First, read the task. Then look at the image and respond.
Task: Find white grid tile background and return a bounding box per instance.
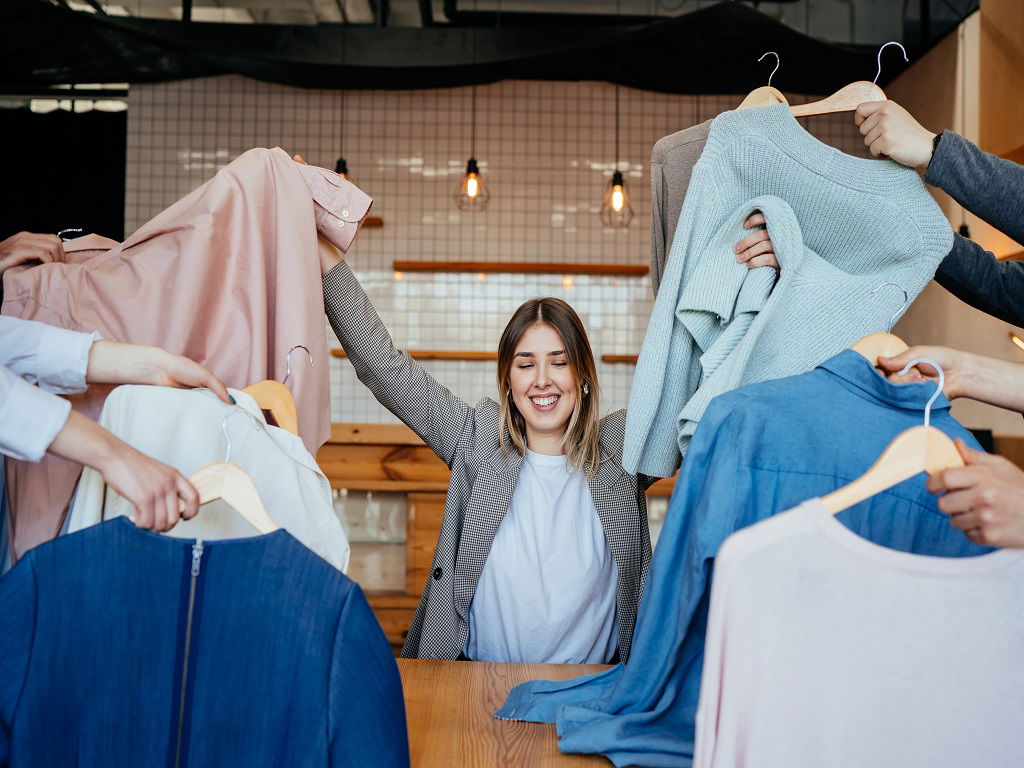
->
[125,75,869,424]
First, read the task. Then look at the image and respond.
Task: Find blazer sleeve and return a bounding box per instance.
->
[322,260,475,467]
[328,584,410,768]
[935,233,1024,328]
[0,554,38,762]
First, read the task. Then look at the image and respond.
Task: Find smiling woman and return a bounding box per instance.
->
[498,298,601,475]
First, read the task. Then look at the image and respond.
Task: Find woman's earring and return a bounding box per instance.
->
[582,382,590,396]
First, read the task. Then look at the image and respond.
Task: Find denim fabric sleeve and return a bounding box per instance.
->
[329,584,410,768]
[0,553,38,762]
[926,131,1024,245]
[935,234,1024,328]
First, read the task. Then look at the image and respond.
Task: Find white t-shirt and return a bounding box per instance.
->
[464,449,619,664]
[695,498,1024,768]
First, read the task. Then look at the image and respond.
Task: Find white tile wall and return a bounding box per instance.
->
[125,75,869,423]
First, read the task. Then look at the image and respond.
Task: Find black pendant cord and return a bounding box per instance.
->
[614,0,622,174]
[471,0,478,160]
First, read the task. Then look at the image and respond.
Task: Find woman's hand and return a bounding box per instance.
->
[48,411,200,532]
[734,212,779,270]
[86,341,231,403]
[928,439,1024,548]
[854,101,936,169]
[0,231,64,274]
[877,345,968,397]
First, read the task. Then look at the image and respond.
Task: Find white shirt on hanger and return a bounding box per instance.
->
[67,385,350,572]
[465,449,618,664]
[0,316,100,462]
[695,498,1024,768]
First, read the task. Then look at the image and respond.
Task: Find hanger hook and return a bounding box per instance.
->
[874,41,909,84]
[758,51,780,88]
[57,227,84,242]
[897,357,944,429]
[870,281,910,332]
[283,345,314,386]
[221,409,263,463]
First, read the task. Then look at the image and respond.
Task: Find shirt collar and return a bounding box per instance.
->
[817,348,952,413]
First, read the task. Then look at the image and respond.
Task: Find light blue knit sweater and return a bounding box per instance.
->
[623,105,954,478]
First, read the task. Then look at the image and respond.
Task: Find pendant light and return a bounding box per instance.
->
[455,1,489,211]
[599,0,633,228]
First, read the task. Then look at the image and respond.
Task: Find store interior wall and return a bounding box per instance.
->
[890,10,1024,437]
[123,75,872,428]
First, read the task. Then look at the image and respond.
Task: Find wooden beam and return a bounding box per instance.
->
[392,260,649,277]
[601,354,638,364]
[332,348,496,361]
[328,422,424,445]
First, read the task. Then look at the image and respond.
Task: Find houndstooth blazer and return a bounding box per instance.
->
[324,261,658,662]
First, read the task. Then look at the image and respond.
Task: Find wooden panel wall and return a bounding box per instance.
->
[980,0,1024,160]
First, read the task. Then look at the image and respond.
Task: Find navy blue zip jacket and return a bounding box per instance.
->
[0,517,409,768]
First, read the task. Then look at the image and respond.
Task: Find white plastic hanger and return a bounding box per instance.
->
[789,41,907,117]
[187,410,279,534]
[737,52,789,110]
[821,359,963,514]
[241,345,314,435]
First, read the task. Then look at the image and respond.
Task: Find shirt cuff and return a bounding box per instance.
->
[34,327,102,395]
[303,167,374,254]
[0,372,72,462]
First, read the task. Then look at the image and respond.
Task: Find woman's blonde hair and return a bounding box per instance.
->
[497,297,602,477]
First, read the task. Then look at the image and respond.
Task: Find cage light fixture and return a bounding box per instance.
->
[599,1,633,229]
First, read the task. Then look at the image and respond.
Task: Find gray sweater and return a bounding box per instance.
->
[624,105,953,478]
[928,131,1024,327]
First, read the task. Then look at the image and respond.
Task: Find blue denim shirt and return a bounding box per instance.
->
[0,517,409,768]
[498,349,992,768]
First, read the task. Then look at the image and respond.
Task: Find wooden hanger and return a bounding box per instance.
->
[188,462,279,534]
[789,42,907,117]
[241,345,313,436]
[821,358,962,514]
[185,409,279,533]
[241,380,298,434]
[737,52,790,110]
[851,332,909,366]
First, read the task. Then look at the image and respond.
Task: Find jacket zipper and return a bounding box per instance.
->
[174,540,204,768]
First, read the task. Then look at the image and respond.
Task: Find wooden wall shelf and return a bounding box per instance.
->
[332,348,496,361]
[601,354,639,364]
[392,260,649,277]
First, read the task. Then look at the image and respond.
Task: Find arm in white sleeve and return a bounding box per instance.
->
[0,316,100,394]
[0,364,72,462]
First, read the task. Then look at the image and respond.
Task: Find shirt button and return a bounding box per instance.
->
[432,567,442,580]
[342,209,350,217]
[337,220,346,229]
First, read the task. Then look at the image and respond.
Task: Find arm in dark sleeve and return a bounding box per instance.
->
[329,584,410,768]
[935,233,1024,328]
[925,131,1024,245]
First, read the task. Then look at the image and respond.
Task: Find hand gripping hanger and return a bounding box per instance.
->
[186,409,279,534]
[737,52,790,110]
[241,345,314,436]
[852,282,911,365]
[821,358,964,514]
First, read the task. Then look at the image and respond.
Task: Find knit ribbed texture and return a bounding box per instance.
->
[623,105,955,478]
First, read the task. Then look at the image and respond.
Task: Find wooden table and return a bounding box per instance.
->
[398,659,612,767]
